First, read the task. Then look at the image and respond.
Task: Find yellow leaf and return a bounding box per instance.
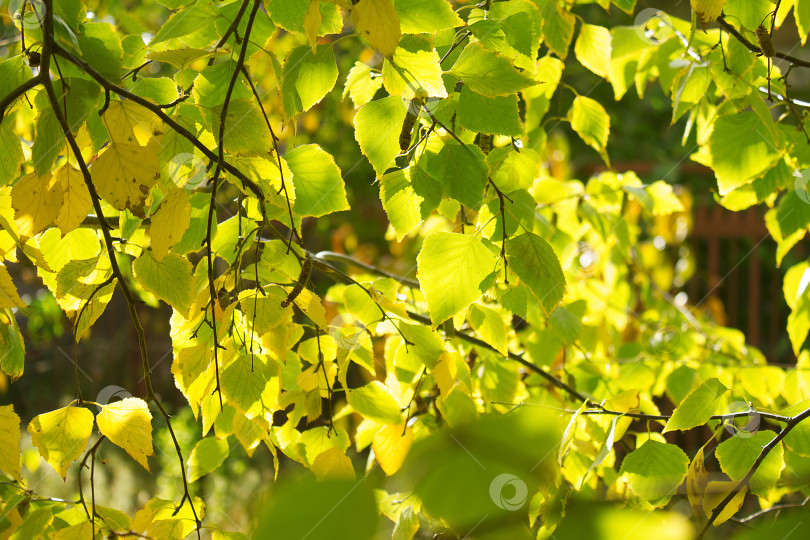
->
[97,397,154,471]
[0,264,25,308]
[149,189,191,261]
[691,0,726,24]
[433,352,457,397]
[92,139,162,217]
[702,480,746,525]
[28,405,94,479]
[12,172,63,238]
[292,287,328,329]
[103,100,162,146]
[312,446,356,480]
[687,446,708,517]
[53,165,92,235]
[372,423,413,475]
[351,0,401,58]
[304,0,323,53]
[0,404,21,481]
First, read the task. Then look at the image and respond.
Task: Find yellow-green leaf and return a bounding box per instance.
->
[347,381,402,424]
[691,0,726,24]
[575,24,611,77]
[304,0,322,52]
[132,252,194,317]
[0,404,21,481]
[312,446,356,480]
[150,189,191,261]
[372,424,413,475]
[53,165,93,235]
[12,172,63,238]
[187,436,230,483]
[0,264,26,308]
[103,100,161,146]
[417,232,497,326]
[569,96,610,164]
[92,139,162,217]
[28,405,94,479]
[97,397,154,471]
[351,0,401,58]
[701,481,746,525]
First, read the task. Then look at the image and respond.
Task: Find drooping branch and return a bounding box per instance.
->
[38,1,201,535]
[206,0,263,410]
[51,44,267,202]
[696,405,810,539]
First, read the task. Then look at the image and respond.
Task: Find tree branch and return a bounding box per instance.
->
[716,15,810,69]
[696,405,810,538]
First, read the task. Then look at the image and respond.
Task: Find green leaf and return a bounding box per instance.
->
[506,232,565,318]
[32,110,64,176]
[422,142,488,210]
[417,232,497,326]
[799,0,810,45]
[393,0,462,33]
[151,1,221,44]
[382,35,447,99]
[281,45,339,118]
[287,144,349,217]
[187,437,230,483]
[448,43,535,97]
[193,61,254,109]
[76,23,123,82]
[542,5,576,59]
[709,112,782,195]
[716,430,785,495]
[132,252,194,317]
[575,24,611,77]
[619,440,689,503]
[268,0,343,34]
[211,99,274,156]
[663,378,727,433]
[456,86,522,137]
[782,399,810,456]
[28,405,94,479]
[347,381,403,424]
[221,355,279,419]
[256,478,377,540]
[0,314,25,382]
[468,304,508,355]
[402,408,558,533]
[569,96,610,164]
[380,165,442,240]
[354,95,408,176]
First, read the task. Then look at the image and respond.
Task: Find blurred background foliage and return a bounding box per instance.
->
[2,0,810,535]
